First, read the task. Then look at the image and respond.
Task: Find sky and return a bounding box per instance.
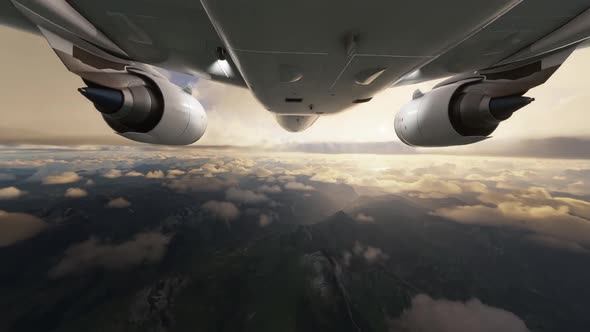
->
[0,26,589,146]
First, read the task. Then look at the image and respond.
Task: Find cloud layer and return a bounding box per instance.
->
[0,146,588,256]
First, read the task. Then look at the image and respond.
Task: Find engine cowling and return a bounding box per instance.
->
[394,81,534,147]
[79,75,207,145]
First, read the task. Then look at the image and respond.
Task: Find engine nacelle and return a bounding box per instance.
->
[395,81,534,147]
[80,75,207,145]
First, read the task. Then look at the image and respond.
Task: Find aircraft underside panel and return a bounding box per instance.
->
[200,0,528,114]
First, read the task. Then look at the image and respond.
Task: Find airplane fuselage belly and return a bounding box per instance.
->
[200,0,522,115]
[4,0,590,120]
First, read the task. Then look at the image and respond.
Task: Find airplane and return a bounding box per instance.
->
[1,0,589,147]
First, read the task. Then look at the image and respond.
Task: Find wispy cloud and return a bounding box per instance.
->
[389,294,529,332]
[48,232,171,278]
[201,200,240,221]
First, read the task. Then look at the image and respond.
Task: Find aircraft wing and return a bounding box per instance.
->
[3,0,590,146]
[395,2,590,85]
[2,0,246,88]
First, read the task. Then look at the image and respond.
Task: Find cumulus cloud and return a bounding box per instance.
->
[48,232,171,278]
[166,169,186,178]
[0,211,47,247]
[253,167,273,178]
[389,294,529,332]
[107,197,131,209]
[363,246,387,263]
[146,170,165,179]
[355,213,375,223]
[42,171,82,185]
[256,184,282,193]
[0,186,26,200]
[64,187,88,198]
[278,175,297,183]
[164,175,236,193]
[433,187,590,248]
[125,171,144,177]
[351,241,388,264]
[191,163,226,176]
[259,214,273,227]
[102,169,122,179]
[201,200,240,221]
[225,187,269,204]
[284,181,315,191]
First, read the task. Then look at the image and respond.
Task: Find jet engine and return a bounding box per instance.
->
[394,80,534,147]
[79,75,207,145]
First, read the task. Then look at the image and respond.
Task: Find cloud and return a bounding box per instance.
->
[48,232,171,278]
[125,171,144,177]
[259,214,273,227]
[566,180,589,196]
[102,169,122,179]
[146,170,165,179]
[225,187,269,204]
[0,211,47,247]
[389,294,529,332]
[191,163,226,176]
[351,241,388,264]
[85,179,95,186]
[392,175,463,198]
[433,187,590,248]
[42,171,82,185]
[554,197,590,219]
[284,181,315,191]
[256,184,282,193]
[355,213,375,223]
[107,197,131,208]
[253,167,273,178]
[363,246,388,263]
[166,169,186,178]
[64,187,88,198]
[278,175,297,183]
[164,175,236,193]
[0,186,26,200]
[280,138,590,160]
[201,200,240,221]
